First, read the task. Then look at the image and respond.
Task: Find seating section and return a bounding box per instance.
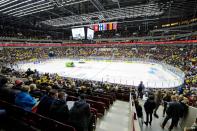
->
[0,99,76,131]
[0,81,131,131]
[0,45,196,131]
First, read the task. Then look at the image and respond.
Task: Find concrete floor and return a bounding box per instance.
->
[95,100,130,131]
[139,100,183,131]
[95,100,183,131]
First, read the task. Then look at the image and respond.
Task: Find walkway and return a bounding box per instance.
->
[139,100,183,131]
[95,100,130,131]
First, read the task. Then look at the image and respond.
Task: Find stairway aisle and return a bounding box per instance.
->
[95,100,130,131]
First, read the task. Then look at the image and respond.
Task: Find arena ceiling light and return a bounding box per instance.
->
[13,5,54,17]
[16,7,54,17]
[0,0,10,5]
[0,0,32,12]
[7,2,52,16]
[0,0,18,8]
[41,3,163,27]
[0,0,89,17]
[2,0,49,14]
[14,0,89,17]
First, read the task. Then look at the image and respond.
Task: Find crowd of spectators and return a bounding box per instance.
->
[0,65,128,131]
[134,84,191,131]
[1,45,196,89]
[0,44,196,130]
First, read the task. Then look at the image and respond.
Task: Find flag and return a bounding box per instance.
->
[94,24,99,32]
[108,23,113,30]
[103,23,107,30]
[99,23,103,31]
[113,22,117,30]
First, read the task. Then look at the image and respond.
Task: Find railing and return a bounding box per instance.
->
[129,93,141,131]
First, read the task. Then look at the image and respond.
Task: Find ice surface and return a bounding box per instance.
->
[16,58,183,88]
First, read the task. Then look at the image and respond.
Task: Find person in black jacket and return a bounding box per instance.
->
[175,96,189,127]
[154,90,162,118]
[161,95,183,131]
[36,89,58,117]
[162,92,171,117]
[138,81,145,99]
[0,75,7,88]
[135,100,143,124]
[49,92,69,123]
[144,95,156,126]
[179,96,189,118]
[69,94,91,131]
[26,68,34,77]
[135,100,143,117]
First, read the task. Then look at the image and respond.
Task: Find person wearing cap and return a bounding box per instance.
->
[15,85,37,111]
[12,80,23,90]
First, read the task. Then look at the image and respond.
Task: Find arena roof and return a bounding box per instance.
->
[0,0,196,29]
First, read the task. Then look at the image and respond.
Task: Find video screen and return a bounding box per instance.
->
[87,28,94,40]
[72,28,85,40]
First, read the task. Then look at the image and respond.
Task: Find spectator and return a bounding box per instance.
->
[0,108,7,128]
[162,92,171,117]
[179,96,189,118]
[161,95,183,131]
[144,95,156,126]
[138,81,145,99]
[12,79,23,90]
[49,92,69,122]
[0,75,8,88]
[135,100,143,125]
[26,68,34,77]
[25,77,34,85]
[178,86,184,95]
[29,84,44,99]
[15,85,37,111]
[154,90,162,118]
[36,89,58,116]
[69,94,91,131]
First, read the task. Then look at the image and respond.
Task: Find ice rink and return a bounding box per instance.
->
[16,58,183,88]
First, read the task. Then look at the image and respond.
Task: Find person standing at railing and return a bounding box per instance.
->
[138,81,145,99]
